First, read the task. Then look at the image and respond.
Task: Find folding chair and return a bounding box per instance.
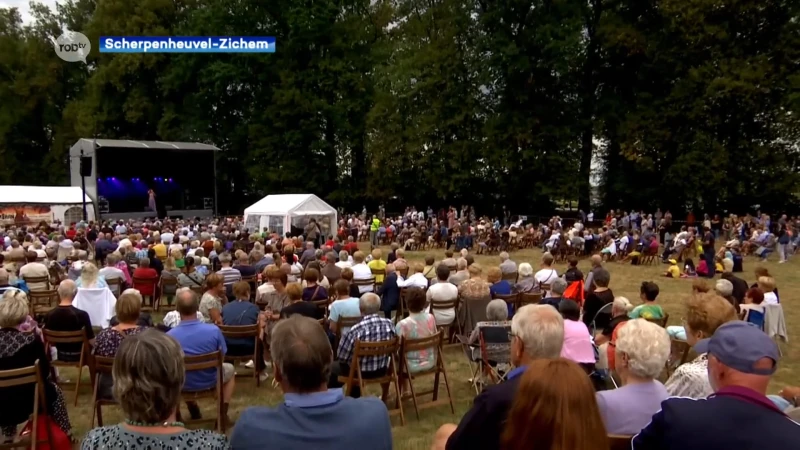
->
[609,434,633,450]
[457,324,511,395]
[105,277,123,299]
[89,355,117,427]
[132,276,159,311]
[519,292,542,308]
[337,337,405,426]
[430,297,461,344]
[241,276,258,302]
[589,302,614,336]
[218,324,261,387]
[311,297,331,320]
[666,338,693,377]
[493,293,519,316]
[181,351,225,433]
[395,288,410,325]
[0,361,54,450]
[334,316,363,350]
[27,290,58,319]
[21,275,50,292]
[158,276,179,309]
[370,268,386,291]
[353,277,376,295]
[398,332,455,420]
[42,328,89,406]
[501,271,518,283]
[645,313,670,328]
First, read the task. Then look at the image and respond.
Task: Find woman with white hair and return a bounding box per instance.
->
[594,296,633,371]
[512,263,536,293]
[76,262,108,288]
[468,299,511,366]
[0,290,73,442]
[595,319,670,435]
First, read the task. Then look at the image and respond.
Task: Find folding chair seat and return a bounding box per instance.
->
[398,332,454,420]
[42,328,89,406]
[181,351,225,433]
[0,361,55,449]
[218,324,261,387]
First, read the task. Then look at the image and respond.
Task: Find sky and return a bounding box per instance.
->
[0,0,59,24]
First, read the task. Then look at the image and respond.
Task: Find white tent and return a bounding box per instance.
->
[0,186,95,225]
[243,194,337,237]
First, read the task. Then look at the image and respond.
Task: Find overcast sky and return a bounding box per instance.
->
[0,0,59,24]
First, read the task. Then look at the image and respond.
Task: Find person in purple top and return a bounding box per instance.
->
[596,319,670,435]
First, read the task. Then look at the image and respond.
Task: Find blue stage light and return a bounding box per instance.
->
[111,177,116,181]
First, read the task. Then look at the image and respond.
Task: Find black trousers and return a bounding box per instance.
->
[328,361,386,398]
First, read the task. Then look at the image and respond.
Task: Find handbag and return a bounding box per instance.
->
[19,414,71,450]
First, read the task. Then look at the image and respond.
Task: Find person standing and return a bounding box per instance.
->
[147,189,157,214]
[702,227,716,279]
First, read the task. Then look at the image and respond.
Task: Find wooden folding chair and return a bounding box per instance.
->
[132,276,159,311]
[370,268,386,291]
[645,313,670,328]
[666,338,693,377]
[395,287,411,325]
[334,315,363,349]
[354,277,376,295]
[519,292,542,307]
[105,277,123,299]
[430,297,461,344]
[218,325,261,387]
[27,290,58,318]
[501,271,518,283]
[398,332,454,420]
[42,328,88,406]
[493,293,519,314]
[539,283,551,293]
[181,350,225,433]
[608,434,633,450]
[159,276,179,309]
[89,355,117,427]
[0,361,54,450]
[311,297,331,320]
[189,285,204,297]
[337,337,405,426]
[21,275,50,292]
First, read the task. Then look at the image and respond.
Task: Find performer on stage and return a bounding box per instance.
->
[148,189,157,213]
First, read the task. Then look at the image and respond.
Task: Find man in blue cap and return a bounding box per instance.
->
[633,321,800,449]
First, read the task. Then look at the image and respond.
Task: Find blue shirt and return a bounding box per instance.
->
[222,300,260,347]
[329,298,361,332]
[167,319,227,391]
[507,365,527,380]
[230,389,392,450]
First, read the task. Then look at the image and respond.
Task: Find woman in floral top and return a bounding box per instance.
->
[395,287,437,374]
[458,264,491,299]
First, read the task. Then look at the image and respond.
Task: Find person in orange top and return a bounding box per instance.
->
[132,257,159,296]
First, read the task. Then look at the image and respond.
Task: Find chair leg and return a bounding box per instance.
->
[406,373,420,421]
[74,363,83,407]
[97,404,104,427]
[90,375,99,427]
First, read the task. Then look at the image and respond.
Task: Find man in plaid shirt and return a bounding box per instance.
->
[330,292,396,397]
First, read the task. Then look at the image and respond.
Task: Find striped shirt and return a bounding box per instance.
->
[217,266,242,286]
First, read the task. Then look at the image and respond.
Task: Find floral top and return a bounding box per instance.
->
[459,278,491,299]
[93,327,146,357]
[395,312,437,373]
[199,293,223,323]
[664,353,712,399]
[81,425,229,450]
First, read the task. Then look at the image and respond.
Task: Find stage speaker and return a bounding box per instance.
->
[79,156,92,176]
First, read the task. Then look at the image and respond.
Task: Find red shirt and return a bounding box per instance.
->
[66,228,77,239]
[343,242,359,255]
[132,267,158,296]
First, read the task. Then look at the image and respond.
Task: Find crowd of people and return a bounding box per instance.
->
[0,209,796,449]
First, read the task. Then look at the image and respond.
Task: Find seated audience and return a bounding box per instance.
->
[302,268,328,301]
[281,282,321,320]
[322,252,342,284]
[720,258,747,305]
[422,255,437,280]
[582,268,614,330]
[43,280,94,362]
[367,249,387,284]
[596,319,670,435]
[230,316,391,449]
[351,251,374,294]
[458,264,490,299]
[634,321,800,448]
[395,287,437,374]
[341,267,361,299]
[0,290,73,442]
[512,263,536,293]
[740,287,766,323]
[329,293,395,398]
[558,299,595,366]
[177,256,205,289]
[199,273,226,325]
[501,359,608,450]
[533,252,559,295]
[82,329,228,449]
[563,256,584,282]
[539,277,567,309]
[161,257,183,294]
[131,258,158,296]
[378,264,400,319]
[77,262,108,289]
[426,265,458,326]
[432,305,564,450]
[487,267,512,298]
[664,293,736,398]
[595,296,633,371]
[108,289,154,328]
[397,262,429,289]
[329,280,362,335]
[629,281,664,319]
[757,276,778,305]
[447,258,469,286]
[168,288,236,426]
[19,251,49,291]
[302,262,330,289]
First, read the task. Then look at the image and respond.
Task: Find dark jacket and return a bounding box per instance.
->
[633,386,800,450]
[446,370,522,450]
[321,263,342,285]
[721,272,748,306]
[379,272,400,317]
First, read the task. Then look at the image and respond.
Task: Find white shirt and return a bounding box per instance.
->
[604,240,617,255]
[351,263,374,293]
[534,268,559,286]
[335,261,352,269]
[397,273,428,289]
[19,262,49,291]
[426,282,458,325]
[763,292,779,305]
[161,233,174,244]
[168,243,184,254]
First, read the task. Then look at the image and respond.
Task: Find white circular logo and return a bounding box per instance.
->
[53,30,91,63]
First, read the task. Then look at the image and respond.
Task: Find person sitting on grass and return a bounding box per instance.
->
[629,281,664,320]
[664,258,681,278]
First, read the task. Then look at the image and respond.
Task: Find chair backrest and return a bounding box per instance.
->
[400,331,442,354]
[337,315,363,331]
[218,324,259,339]
[429,296,458,311]
[352,336,399,358]
[493,293,519,307]
[539,282,551,292]
[106,277,123,297]
[42,328,87,345]
[93,355,115,375]
[480,325,511,345]
[608,434,633,450]
[353,277,376,288]
[22,275,50,290]
[28,289,58,309]
[311,298,330,316]
[645,312,669,328]
[189,285,204,296]
[133,276,158,287]
[159,276,178,288]
[0,360,41,389]
[184,350,223,373]
[501,271,518,283]
[745,309,766,330]
[370,268,386,278]
[519,291,542,306]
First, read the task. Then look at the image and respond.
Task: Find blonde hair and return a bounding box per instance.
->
[468,264,483,277]
[353,251,365,263]
[371,248,382,260]
[486,266,502,284]
[757,276,776,293]
[116,289,142,323]
[164,257,177,271]
[612,296,634,314]
[0,290,28,328]
[80,262,100,288]
[286,282,303,301]
[169,249,183,260]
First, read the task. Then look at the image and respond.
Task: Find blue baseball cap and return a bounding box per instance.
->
[695,321,779,375]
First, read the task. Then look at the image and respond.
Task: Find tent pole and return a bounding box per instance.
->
[213,153,219,217]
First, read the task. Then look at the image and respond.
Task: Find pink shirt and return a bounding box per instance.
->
[561,319,596,364]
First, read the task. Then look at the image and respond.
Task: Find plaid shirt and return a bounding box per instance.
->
[337,313,396,372]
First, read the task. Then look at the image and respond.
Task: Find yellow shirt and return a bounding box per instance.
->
[368,259,387,283]
[153,243,167,260]
[667,264,680,278]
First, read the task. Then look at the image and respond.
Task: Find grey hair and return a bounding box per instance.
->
[113,329,185,423]
[612,296,634,315]
[551,277,568,295]
[456,258,468,270]
[120,288,143,305]
[715,279,734,297]
[614,319,671,379]
[511,304,564,359]
[486,299,509,321]
[359,292,381,315]
[339,250,349,261]
[327,252,337,261]
[499,251,509,261]
[57,279,78,300]
[106,253,119,265]
[0,289,28,328]
[218,252,232,263]
[270,315,332,393]
[518,262,533,277]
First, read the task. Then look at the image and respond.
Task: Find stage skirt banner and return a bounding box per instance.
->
[0,205,54,225]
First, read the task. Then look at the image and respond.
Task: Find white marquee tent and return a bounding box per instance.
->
[0,186,95,225]
[243,194,336,236]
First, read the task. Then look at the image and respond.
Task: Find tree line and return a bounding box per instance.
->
[0,0,798,215]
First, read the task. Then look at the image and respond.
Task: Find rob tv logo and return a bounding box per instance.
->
[51,30,91,63]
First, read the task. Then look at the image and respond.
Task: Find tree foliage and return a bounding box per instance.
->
[0,0,798,214]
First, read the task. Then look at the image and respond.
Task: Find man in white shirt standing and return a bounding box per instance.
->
[350,251,374,294]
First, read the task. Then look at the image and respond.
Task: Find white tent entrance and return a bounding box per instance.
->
[243,194,336,238]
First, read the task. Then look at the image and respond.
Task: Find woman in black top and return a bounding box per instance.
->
[582,268,614,331]
[0,290,72,441]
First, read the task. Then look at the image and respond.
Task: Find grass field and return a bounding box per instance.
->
[58,244,799,448]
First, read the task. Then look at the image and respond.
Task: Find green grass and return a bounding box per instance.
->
[59,244,799,448]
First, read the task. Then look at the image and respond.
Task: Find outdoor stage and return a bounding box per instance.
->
[69,139,221,220]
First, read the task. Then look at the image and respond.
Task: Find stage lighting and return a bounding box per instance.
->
[168,178,173,182]
[154,177,158,181]
[111,177,116,181]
